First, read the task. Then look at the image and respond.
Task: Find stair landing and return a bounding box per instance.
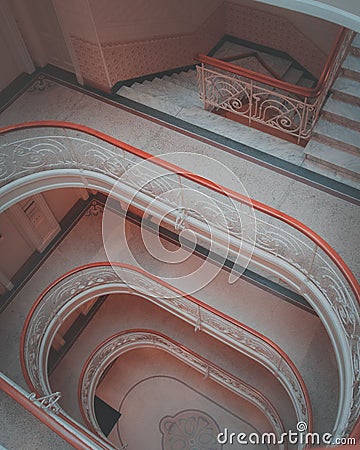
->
[116,40,360,193]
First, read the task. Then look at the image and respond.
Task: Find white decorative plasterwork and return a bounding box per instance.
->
[22,263,308,445]
[1,125,358,438]
[196,30,355,144]
[79,330,285,448]
[28,391,62,413]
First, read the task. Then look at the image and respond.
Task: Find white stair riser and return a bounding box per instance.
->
[312,132,360,156]
[305,153,360,180]
[321,111,360,132]
[332,90,360,106]
[341,68,360,82]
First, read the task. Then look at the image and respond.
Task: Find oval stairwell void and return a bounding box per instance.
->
[0,121,358,440]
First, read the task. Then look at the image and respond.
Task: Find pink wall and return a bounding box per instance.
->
[0,188,82,283]
[225,1,340,77]
[0,34,21,91]
[10,0,73,71]
[89,0,222,43]
[42,188,83,222]
[101,6,225,84]
[39,0,341,89]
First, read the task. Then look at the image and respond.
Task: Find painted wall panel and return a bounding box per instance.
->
[0,33,21,91]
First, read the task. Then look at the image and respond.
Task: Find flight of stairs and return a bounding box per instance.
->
[116,40,315,122]
[211,40,316,88]
[116,36,360,188]
[304,34,360,182]
[117,69,201,117]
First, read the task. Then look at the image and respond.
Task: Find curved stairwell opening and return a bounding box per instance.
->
[21,271,307,446]
[0,122,358,447]
[1,3,360,449]
[78,330,286,450]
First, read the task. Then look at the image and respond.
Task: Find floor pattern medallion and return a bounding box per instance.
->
[160,410,222,450]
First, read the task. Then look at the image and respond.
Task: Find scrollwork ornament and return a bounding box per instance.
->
[80,331,285,444]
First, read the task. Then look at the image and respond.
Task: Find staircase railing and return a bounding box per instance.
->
[0,372,116,450]
[0,121,359,440]
[20,262,310,447]
[196,27,355,144]
[79,329,286,448]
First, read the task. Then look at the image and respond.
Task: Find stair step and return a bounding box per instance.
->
[121,76,195,99]
[117,86,184,115]
[117,77,201,115]
[168,71,198,92]
[322,97,360,131]
[342,54,360,80]
[213,40,293,79]
[301,158,360,190]
[350,34,360,56]
[142,76,200,104]
[213,41,250,59]
[282,67,303,85]
[297,76,315,89]
[313,119,360,155]
[351,34,360,49]
[259,53,293,79]
[305,140,360,180]
[332,76,360,106]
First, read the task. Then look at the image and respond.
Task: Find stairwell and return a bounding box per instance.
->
[304,34,360,182]
[116,40,316,118]
[116,36,360,191]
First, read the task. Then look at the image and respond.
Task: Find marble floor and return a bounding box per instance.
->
[0,388,73,450]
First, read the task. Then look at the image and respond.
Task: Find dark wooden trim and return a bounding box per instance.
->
[208,35,228,57]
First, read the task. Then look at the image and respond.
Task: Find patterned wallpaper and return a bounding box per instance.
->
[102,5,225,85]
[225,2,327,77]
[71,1,332,89]
[71,36,110,89]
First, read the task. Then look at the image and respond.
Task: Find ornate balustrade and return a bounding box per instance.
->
[196,28,355,144]
[79,330,286,448]
[0,121,359,440]
[21,262,309,446]
[0,372,116,450]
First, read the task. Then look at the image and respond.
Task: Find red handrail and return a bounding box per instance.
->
[197,27,350,99]
[0,373,112,450]
[1,120,359,303]
[77,329,285,437]
[20,261,313,433]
